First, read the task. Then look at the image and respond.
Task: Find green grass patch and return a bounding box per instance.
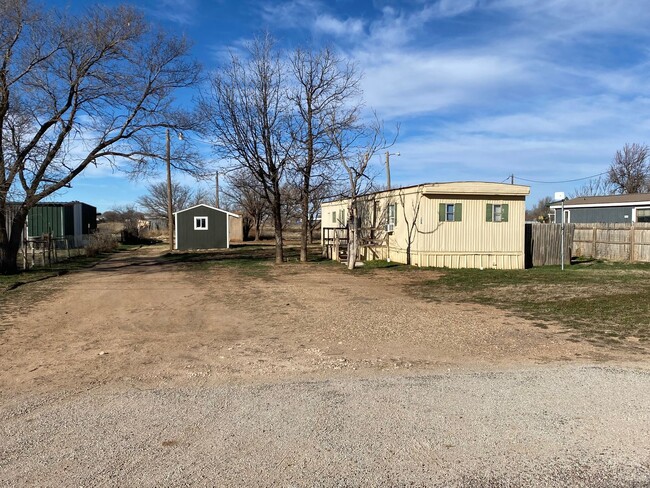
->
[415,262,650,345]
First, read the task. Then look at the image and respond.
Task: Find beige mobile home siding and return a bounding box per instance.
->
[321,184,528,269]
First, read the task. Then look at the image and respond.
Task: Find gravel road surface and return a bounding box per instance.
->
[2,364,649,487]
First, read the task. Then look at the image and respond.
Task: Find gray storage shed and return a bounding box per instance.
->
[174,204,240,251]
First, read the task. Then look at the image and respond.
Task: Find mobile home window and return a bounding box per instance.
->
[438,203,462,222]
[388,203,397,225]
[486,203,509,222]
[194,216,208,230]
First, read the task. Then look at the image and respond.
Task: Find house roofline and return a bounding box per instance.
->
[550,200,650,209]
[173,203,241,218]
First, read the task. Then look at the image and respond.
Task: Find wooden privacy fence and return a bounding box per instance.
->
[572,223,650,262]
[525,223,574,268]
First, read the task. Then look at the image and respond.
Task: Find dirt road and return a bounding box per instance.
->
[1,246,648,486]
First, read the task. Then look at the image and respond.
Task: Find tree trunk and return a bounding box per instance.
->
[299,190,309,262]
[272,189,284,264]
[254,216,262,241]
[0,212,27,275]
[273,213,284,263]
[347,200,358,270]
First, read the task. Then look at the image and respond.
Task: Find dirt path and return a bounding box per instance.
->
[2,246,649,486]
[0,245,635,401]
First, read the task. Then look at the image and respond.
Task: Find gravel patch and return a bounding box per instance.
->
[2,364,649,487]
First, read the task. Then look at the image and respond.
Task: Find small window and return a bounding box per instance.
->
[194,216,208,230]
[439,203,462,222]
[446,204,455,222]
[338,209,346,226]
[637,208,650,223]
[493,204,503,222]
[486,203,509,222]
[388,203,397,225]
[332,211,336,224]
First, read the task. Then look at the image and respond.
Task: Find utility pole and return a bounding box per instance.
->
[166,129,173,251]
[385,151,391,190]
[215,171,220,208]
[385,152,400,190]
[510,174,514,185]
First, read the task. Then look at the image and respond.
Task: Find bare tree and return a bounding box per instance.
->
[280,182,302,230]
[525,196,553,222]
[329,114,397,270]
[201,34,293,263]
[289,47,360,262]
[0,1,200,274]
[571,176,614,198]
[221,169,270,241]
[137,181,210,218]
[608,143,650,194]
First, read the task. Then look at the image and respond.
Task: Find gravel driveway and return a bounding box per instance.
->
[2,365,650,487]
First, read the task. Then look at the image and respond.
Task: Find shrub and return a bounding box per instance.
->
[86,231,118,256]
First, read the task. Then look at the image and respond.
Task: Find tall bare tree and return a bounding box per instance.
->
[0,1,200,273]
[608,143,650,194]
[137,181,210,218]
[201,34,292,263]
[289,47,360,262]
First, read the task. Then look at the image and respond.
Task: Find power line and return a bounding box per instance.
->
[512,171,608,184]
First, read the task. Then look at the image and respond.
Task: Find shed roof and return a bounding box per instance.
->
[174,204,241,218]
[550,193,650,209]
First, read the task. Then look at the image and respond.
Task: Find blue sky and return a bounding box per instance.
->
[52,0,650,211]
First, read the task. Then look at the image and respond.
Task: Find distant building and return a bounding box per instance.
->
[6,201,97,247]
[550,194,650,224]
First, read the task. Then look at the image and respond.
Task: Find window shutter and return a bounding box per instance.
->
[502,204,509,222]
[439,203,446,222]
[454,203,462,221]
[486,203,493,222]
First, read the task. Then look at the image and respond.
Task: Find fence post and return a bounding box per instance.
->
[592,227,597,259]
[22,239,27,270]
[630,225,635,263]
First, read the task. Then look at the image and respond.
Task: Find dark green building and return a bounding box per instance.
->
[174,204,240,251]
[27,201,97,246]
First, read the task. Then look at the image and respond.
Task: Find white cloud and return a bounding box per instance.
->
[145,0,199,25]
[313,15,365,39]
[435,0,480,18]
[358,51,528,118]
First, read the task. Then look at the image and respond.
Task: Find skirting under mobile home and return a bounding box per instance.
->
[321,182,530,269]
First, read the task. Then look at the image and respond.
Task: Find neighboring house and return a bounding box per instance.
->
[6,201,97,247]
[550,193,650,224]
[321,181,530,269]
[174,204,241,251]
